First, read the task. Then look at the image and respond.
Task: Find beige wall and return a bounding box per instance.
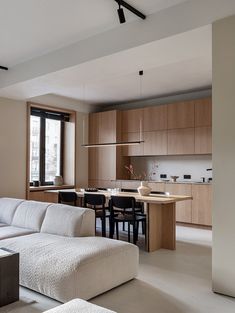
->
[212,15,235,297]
[0,98,27,198]
[0,95,90,199]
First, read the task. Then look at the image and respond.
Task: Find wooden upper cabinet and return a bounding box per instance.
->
[192,184,212,226]
[167,101,195,129]
[122,132,144,156]
[143,105,167,131]
[167,128,195,155]
[122,108,143,133]
[144,131,167,156]
[195,127,212,154]
[89,113,99,144]
[99,111,116,143]
[195,97,212,127]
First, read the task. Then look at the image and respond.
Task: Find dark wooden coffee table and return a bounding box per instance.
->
[0,248,19,307]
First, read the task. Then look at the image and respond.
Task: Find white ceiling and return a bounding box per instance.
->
[0,25,212,105]
[0,0,187,66]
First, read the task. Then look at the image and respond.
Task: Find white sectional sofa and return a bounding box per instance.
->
[44,299,116,313]
[0,198,139,303]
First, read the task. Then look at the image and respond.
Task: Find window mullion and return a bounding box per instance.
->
[40,117,46,185]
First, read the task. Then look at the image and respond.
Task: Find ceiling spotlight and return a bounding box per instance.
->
[114,0,146,24]
[0,65,8,71]
[117,2,126,24]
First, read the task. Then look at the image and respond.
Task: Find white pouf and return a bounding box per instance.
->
[44,299,116,313]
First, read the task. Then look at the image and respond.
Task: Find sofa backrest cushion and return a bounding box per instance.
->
[0,198,23,225]
[40,204,95,237]
[12,201,50,231]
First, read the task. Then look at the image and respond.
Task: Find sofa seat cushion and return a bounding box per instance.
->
[44,299,116,313]
[0,233,139,302]
[0,198,23,224]
[40,204,95,237]
[12,201,51,231]
[0,226,35,240]
[0,223,8,227]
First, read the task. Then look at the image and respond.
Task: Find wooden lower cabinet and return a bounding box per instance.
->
[192,184,212,226]
[88,180,117,189]
[165,183,192,223]
[28,191,45,202]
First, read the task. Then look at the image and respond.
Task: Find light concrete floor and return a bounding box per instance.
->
[13,226,235,313]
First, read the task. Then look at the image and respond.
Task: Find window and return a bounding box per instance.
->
[30,107,69,185]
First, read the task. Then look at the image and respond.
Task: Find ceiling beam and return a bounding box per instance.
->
[1,0,235,92]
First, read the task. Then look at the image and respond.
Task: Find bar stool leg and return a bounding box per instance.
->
[116,222,119,240]
[128,222,131,243]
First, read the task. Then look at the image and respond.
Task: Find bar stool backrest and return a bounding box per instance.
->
[58,192,77,206]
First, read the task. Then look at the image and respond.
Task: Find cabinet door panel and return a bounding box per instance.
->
[195,98,212,127]
[122,109,143,133]
[195,127,212,154]
[144,131,167,156]
[168,128,195,155]
[192,185,212,226]
[122,132,144,156]
[148,182,165,192]
[99,111,116,143]
[168,101,195,129]
[143,105,167,131]
[165,183,192,223]
[97,147,116,180]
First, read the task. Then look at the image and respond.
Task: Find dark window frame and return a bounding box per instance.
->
[30,108,69,186]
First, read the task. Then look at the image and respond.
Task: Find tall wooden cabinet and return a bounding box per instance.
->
[89,110,122,182]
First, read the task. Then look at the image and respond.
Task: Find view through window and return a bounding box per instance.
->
[30,107,67,185]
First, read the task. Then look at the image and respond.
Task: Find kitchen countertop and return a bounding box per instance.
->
[115,179,212,185]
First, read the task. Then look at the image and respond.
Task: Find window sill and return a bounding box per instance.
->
[29,185,74,192]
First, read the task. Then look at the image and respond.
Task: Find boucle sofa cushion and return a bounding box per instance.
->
[40,204,95,237]
[0,233,139,302]
[44,299,116,313]
[0,198,23,224]
[0,226,35,239]
[0,223,8,227]
[12,200,51,231]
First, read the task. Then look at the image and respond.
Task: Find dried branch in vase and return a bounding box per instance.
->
[124,163,158,181]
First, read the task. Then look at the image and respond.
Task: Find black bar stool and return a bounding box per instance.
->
[109,195,146,244]
[84,193,108,237]
[58,192,77,206]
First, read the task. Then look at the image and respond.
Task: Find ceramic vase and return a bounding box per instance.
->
[54,175,63,186]
[137,181,151,196]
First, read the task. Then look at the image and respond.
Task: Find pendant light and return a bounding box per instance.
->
[82,70,145,148]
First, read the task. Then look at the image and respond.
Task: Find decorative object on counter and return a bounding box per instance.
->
[53,175,63,186]
[124,162,158,181]
[170,175,179,182]
[137,181,152,196]
[32,180,40,187]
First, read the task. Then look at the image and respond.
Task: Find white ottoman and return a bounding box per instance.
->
[44,299,116,313]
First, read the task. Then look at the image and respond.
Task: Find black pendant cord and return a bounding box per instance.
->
[0,66,8,71]
[114,0,146,20]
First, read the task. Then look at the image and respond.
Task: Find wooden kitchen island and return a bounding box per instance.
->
[45,189,192,252]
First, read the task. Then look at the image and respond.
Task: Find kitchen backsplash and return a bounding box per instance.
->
[129,155,212,182]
